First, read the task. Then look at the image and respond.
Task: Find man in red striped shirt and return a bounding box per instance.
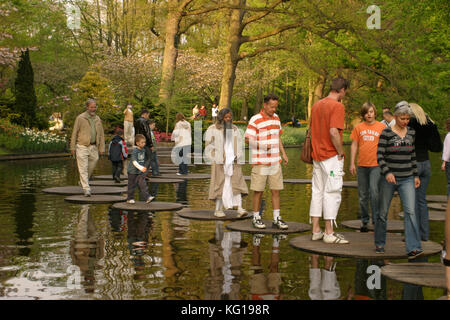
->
[245,94,289,230]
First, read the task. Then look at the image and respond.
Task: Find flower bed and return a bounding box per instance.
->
[0,119,67,153]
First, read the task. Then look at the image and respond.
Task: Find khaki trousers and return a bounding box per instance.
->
[124,120,134,146]
[76,144,99,191]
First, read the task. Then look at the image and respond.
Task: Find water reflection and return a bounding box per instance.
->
[14,190,36,256]
[205,222,247,300]
[69,205,104,293]
[176,180,188,205]
[352,259,387,300]
[250,233,286,300]
[308,254,341,300]
[127,211,154,281]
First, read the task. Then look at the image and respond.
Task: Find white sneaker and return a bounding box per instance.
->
[214,210,226,218]
[236,208,247,217]
[127,199,135,204]
[323,232,349,244]
[146,196,155,203]
[311,231,324,241]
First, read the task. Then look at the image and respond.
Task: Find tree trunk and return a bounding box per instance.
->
[241,98,248,121]
[307,74,326,120]
[254,84,263,114]
[218,0,246,110]
[159,1,183,133]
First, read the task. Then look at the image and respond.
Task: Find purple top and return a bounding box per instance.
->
[443,133,450,162]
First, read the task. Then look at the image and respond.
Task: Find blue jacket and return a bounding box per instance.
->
[108,135,128,162]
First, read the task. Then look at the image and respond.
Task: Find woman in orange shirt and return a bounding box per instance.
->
[349,103,386,232]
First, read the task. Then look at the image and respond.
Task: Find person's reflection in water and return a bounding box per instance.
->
[249,233,285,300]
[351,259,387,300]
[149,181,159,199]
[69,204,104,294]
[127,211,153,280]
[176,180,188,205]
[402,255,427,300]
[205,221,247,300]
[308,254,341,300]
[108,207,128,239]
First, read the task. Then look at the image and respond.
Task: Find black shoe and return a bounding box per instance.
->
[375,246,385,254]
[360,225,369,233]
[408,250,424,260]
[114,177,121,183]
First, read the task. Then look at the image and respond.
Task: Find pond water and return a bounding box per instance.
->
[0,147,447,300]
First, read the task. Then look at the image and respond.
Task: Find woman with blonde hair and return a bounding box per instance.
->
[409,103,443,241]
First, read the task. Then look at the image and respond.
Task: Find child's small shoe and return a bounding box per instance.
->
[146,196,155,203]
[127,199,135,204]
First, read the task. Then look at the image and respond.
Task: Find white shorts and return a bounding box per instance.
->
[309,155,344,221]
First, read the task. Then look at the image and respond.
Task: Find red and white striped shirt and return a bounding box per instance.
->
[245,110,283,165]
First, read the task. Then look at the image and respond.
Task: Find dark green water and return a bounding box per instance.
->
[0,147,447,300]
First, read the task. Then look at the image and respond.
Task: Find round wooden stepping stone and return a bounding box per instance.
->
[437,296,449,300]
[398,211,446,222]
[94,175,127,180]
[289,232,442,259]
[64,195,127,204]
[426,195,448,203]
[112,201,183,212]
[247,177,358,188]
[176,209,252,221]
[159,173,211,180]
[381,263,446,289]
[42,186,126,195]
[341,220,404,232]
[428,203,447,211]
[226,219,311,235]
[147,178,185,183]
[89,180,128,187]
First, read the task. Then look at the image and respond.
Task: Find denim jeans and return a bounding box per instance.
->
[415,160,431,241]
[173,146,189,174]
[375,176,422,253]
[446,162,450,196]
[149,150,159,176]
[357,166,381,226]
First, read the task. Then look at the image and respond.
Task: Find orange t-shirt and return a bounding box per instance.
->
[350,121,386,167]
[311,97,345,162]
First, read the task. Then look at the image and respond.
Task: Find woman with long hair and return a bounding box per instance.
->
[408,103,443,241]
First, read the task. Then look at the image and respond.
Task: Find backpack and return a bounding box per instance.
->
[109,136,124,161]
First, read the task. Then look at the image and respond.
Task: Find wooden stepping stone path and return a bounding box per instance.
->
[341,220,404,232]
[94,175,128,180]
[381,263,446,289]
[176,209,252,221]
[42,186,126,195]
[426,195,448,203]
[398,211,446,222]
[226,219,311,235]
[112,201,183,212]
[64,195,127,204]
[159,173,211,180]
[289,232,442,259]
[428,203,447,211]
[245,177,358,188]
[147,178,185,183]
[89,180,128,187]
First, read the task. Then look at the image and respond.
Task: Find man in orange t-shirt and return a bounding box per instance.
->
[309,77,350,244]
[349,103,386,232]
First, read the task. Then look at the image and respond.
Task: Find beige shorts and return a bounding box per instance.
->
[250,164,284,191]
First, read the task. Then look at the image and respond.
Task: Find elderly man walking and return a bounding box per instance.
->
[205,108,248,217]
[309,77,350,244]
[71,99,105,197]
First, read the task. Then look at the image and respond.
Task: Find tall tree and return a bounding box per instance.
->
[14,49,37,128]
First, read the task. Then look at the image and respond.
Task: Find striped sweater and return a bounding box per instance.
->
[377,126,418,178]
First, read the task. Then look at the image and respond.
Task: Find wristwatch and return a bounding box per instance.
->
[338,154,345,159]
